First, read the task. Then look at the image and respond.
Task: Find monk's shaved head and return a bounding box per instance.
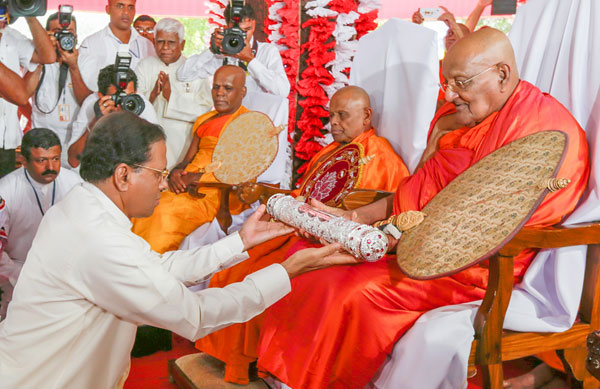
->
[212,65,247,115]
[329,86,373,144]
[442,28,520,127]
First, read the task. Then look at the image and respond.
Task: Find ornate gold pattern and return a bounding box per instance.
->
[396,131,568,279]
[374,211,426,232]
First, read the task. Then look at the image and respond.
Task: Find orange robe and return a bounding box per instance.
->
[132,106,249,253]
[256,81,590,388]
[196,128,410,384]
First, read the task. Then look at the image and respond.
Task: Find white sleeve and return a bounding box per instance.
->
[77,39,100,91]
[11,29,36,72]
[247,44,290,97]
[69,95,95,148]
[177,50,222,82]
[163,78,213,122]
[134,59,155,99]
[76,230,291,340]
[140,96,159,124]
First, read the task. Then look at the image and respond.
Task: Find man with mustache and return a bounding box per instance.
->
[0,128,81,320]
[77,0,155,94]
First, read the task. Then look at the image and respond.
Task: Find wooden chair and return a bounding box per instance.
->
[468,223,600,388]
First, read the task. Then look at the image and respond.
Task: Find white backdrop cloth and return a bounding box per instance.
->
[371,1,600,387]
[349,19,438,173]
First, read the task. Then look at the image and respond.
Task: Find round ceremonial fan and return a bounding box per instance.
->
[396,130,569,280]
[298,143,364,207]
[211,111,280,185]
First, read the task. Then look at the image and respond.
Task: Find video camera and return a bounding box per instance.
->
[210,0,246,56]
[54,4,75,52]
[112,50,145,116]
[0,0,46,23]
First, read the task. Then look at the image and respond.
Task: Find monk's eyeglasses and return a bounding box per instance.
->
[133,164,169,180]
[440,63,499,93]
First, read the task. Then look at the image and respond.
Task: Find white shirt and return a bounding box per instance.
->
[69,92,158,152]
[177,41,290,97]
[0,27,36,149]
[135,55,213,169]
[31,63,81,166]
[78,25,156,92]
[0,182,291,388]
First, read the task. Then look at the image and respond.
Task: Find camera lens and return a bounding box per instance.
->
[60,34,76,51]
[15,0,36,10]
[120,94,145,116]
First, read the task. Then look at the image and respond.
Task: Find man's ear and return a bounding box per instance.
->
[181,39,186,51]
[113,163,131,192]
[364,107,373,125]
[241,86,247,99]
[497,63,511,91]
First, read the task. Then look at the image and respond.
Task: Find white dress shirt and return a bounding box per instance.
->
[31,63,81,166]
[69,92,158,153]
[135,55,213,169]
[78,25,156,92]
[0,27,37,149]
[0,166,82,319]
[0,182,290,388]
[177,41,290,97]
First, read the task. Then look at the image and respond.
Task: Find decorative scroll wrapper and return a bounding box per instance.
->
[266,194,388,261]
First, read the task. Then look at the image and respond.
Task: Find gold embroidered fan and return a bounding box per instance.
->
[298,143,364,207]
[211,111,282,185]
[396,130,569,280]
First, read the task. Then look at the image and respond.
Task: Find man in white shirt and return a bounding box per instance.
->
[77,0,155,93]
[29,12,90,168]
[0,6,56,176]
[0,128,81,320]
[68,63,158,168]
[0,112,351,387]
[177,3,290,98]
[136,18,212,169]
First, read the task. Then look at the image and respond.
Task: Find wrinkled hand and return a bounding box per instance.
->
[150,72,165,103]
[161,73,171,101]
[233,41,255,63]
[239,204,295,251]
[58,46,79,68]
[210,28,224,53]
[296,199,361,241]
[412,9,424,24]
[168,168,188,194]
[281,243,361,279]
[98,95,119,116]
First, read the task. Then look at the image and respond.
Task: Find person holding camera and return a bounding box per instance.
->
[67,63,157,168]
[26,10,91,169]
[0,3,56,176]
[177,2,290,98]
[77,0,155,93]
[135,18,213,170]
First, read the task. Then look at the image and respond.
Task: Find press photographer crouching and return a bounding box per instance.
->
[67,61,157,168]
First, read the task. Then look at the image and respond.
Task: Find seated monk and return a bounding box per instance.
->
[255,28,590,388]
[133,65,252,253]
[195,85,410,384]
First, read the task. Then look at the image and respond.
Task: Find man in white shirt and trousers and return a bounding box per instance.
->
[0,128,81,321]
[135,18,213,170]
[177,2,290,98]
[77,0,155,94]
[0,6,56,176]
[0,112,351,387]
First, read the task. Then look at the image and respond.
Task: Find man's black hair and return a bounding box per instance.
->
[97,64,138,95]
[45,12,77,30]
[21,128,61,161]
[79,112,165,183]
[134,14,156,25]
[224,3,255,23]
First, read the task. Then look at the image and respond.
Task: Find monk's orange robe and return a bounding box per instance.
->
[196,128,410,384]
[256,81,590,388]
[132,106,249,253]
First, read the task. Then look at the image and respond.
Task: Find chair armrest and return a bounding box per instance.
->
[341,189,393,210]
[235,183,291,205]
[187,182,235,232]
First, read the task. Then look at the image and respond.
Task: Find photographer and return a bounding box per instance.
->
[27,10,90,168]
[177,2,289,98]
[0,3,56,176]
[67,63,157,168]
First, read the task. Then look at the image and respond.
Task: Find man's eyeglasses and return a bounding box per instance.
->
[133,164,169,180]
[136,28,154,34]
[440,63,499,93]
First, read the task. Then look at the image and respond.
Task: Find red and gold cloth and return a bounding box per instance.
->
[256,81,590,388]
[195,128,409,384]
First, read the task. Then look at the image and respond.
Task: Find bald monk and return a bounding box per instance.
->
[133,65,250,252]
[256,28,590,388]
[195,85,410,384]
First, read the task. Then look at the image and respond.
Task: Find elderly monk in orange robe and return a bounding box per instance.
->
[133,65,250,252]
[256,28,590,388]
[195,85,410,384]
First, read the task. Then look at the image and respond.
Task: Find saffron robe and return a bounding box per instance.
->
[256,81,590,388]
[196,128,410,384]
[132,106,249,253]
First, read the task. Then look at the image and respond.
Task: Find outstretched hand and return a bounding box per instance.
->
[281,243,361,279]
[239,204,295,251]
